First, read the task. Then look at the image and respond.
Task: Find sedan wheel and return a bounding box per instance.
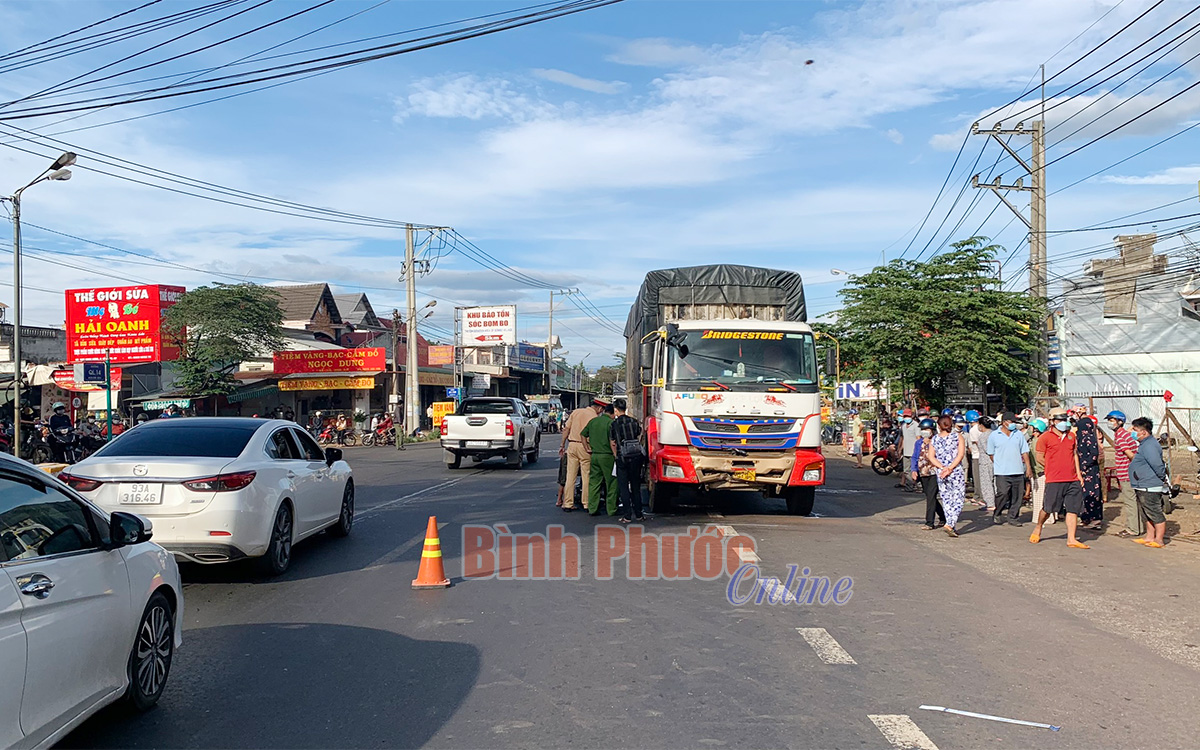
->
[330,482,354,537]
[125,592,174,711]
[259,503,293,576]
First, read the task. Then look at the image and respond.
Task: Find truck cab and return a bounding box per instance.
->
[638,319,825,514]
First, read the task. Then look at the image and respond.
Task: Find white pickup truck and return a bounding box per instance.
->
[440,397,542,469]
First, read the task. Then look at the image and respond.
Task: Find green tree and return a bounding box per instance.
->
[835,237,1044,405]
[164,283,285,397]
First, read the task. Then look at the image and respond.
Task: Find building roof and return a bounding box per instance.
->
[1061,270,1200,356]
[333,293,382,329]
[272,284,343,326]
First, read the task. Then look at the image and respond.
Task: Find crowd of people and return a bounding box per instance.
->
[858,404,1174,548]
[555,396,648,523]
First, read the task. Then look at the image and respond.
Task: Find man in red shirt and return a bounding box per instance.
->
[1106,410,1141,538]
[1031,410,1089,548]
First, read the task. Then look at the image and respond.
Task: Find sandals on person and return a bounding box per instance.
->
[1067,541,1090,549]
[1144,541,1164,548]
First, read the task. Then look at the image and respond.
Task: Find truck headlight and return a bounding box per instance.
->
[803,469,822,482]
[664,464,685,479]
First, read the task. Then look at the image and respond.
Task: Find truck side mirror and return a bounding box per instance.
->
[640,339,656,385]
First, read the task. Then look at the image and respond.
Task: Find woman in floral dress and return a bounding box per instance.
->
[926,414,967,537]
[1076,416,1104,530]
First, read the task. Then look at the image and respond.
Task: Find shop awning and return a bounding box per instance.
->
[227,382,280,403]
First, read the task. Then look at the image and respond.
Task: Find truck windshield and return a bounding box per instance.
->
[666,330,818,391]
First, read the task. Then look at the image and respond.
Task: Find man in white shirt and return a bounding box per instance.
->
[966,410,982,500]
[898,410,920,492]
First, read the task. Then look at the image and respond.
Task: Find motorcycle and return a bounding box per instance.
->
[871,447,904,476]
[317,424,357,446]
[49,427,82,464]
[19,422,52,464]
[361,425,395,447]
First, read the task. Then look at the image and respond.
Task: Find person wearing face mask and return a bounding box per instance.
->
[911,418,945,529]
[988,411,1032,526]
[926,414,967,537]
[1127,417,1168,548]
[1106,411,1142,539]
[1027,418,1049,523]
[898,409,920,492]
[1031,410,1089,548]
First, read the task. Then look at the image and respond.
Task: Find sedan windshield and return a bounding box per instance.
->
[93,425,258,458]
[667,330,818,391]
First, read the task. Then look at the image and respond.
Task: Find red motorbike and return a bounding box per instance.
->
[871,447,904,476]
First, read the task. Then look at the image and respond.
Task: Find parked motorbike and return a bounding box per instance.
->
[871,447,904,476]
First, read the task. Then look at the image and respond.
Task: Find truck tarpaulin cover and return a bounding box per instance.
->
[623,264,807,339]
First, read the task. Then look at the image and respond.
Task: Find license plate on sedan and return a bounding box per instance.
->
[732,468,756,482]
[465,441,489,448]
[118,483,163,505]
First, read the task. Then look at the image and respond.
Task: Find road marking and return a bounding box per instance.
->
[795,627,856,665]
[358,475,476,520]
[362,524,445,570]
[503,474,530,488]
[868,715,939,750]
[714,524,737,537]
[737,548,760,563]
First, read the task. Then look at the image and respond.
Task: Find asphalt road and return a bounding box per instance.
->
[64,436,1200,749]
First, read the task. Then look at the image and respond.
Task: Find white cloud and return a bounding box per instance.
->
[606,37,708,67]
[885,128,904,144]
[532,68,626,94]
[395,74,555,122]
[1098,164,1200,185]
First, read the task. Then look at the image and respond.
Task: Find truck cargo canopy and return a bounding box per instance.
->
[624,264,807,339]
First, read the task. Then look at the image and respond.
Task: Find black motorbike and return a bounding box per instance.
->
[20,424,52,464]
[49,427,82,464]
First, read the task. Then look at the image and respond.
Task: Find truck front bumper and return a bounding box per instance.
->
[656,446,824,489]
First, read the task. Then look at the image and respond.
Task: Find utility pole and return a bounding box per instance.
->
[970,118,1047,390]
[546,289,577,397]
[391,308,401,427]
[403,224,419,442]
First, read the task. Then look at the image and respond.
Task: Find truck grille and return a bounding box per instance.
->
[693,435,798,451]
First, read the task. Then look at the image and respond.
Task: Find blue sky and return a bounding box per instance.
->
[2,0,1200,367]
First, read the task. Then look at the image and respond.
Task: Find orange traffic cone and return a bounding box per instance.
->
[412,515,451,589]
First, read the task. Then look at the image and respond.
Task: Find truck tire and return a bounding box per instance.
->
[785,487,815,516]
[446,451,462,470]
[506,442,523,469]
[527,434,540,464]
[648,480,676,513]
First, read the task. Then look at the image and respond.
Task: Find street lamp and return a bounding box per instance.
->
[830,268,849,276]
[7,151,76,457]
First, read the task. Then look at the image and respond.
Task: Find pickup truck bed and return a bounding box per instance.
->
[440,397,541,469]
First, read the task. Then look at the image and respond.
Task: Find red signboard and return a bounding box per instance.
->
[273,347,386,375]
[51,368,123,392]
[65,285,185,364]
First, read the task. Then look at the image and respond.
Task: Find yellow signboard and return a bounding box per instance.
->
[279,376,376,392]
[432,401,456,425]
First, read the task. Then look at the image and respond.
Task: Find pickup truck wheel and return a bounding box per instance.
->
[506,442,524,469]
[527,435,540,463]
[785,487,815,516]
[446,452,462,470]
[648,480,676,513]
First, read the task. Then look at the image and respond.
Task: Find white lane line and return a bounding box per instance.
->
[737,547,760,563]
[715,524,737,537]
[503,474,530,488]
[795,627,857,665]
[358,475,473,521]
[868,715,939,750]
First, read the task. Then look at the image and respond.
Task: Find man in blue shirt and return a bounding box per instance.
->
[987,411,1032,525]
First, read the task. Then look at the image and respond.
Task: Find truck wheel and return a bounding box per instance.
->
[648,480,676,513]
[785,487,815,516]
[506,440,524,469]
[446,452,461,470]
[527,435,540,464]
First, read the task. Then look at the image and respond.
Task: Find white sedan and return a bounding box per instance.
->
[60,418,354,576]
[1,451,183,748]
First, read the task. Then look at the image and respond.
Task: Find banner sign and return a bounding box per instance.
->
[279,376,377,391]
[835,380,889,402]
[273,347,385,375]
[511,343,546,372]
[432,401,456,425]
[429,345,455,366]
[66,284,185,364]
[52,367,122,392]
[463,305,516,346]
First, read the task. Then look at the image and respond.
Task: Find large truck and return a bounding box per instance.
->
[624,265,825,515]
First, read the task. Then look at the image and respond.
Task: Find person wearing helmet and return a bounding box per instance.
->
[941,408,955,416]
[1106,410,1141,538]
[848,409,865,468]
[965,410,984,508]
[47,403,74,463]
[898,410,921,492]
[1032,410,1089,548]
[911,417,945,529]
